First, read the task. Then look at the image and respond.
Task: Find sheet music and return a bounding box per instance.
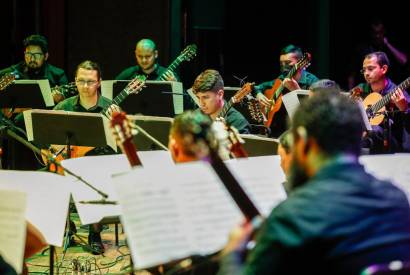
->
[112,162,243,269]
[360,154,410,199]
[171,81,184,114]
[0,171,71,247]
[62,151,173,225]
[282,89,310,119]
[225,156,287,216]
[0,189,26,274]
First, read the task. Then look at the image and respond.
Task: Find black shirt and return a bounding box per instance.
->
[115,64,180,81]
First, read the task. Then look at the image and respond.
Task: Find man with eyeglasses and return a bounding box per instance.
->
[0,34,69,103]
[53,60,119,255]
[356,51,410,153]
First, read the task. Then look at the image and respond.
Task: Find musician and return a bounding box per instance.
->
[357,51,410,153]
[218,91,410,275]
[192,69,251,134]
[277,130,292,194]
[0,34,69,103]
[254,44,319,137]
[115,38,179,81]
[54,60,119,255]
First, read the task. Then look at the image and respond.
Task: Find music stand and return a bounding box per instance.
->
[0,79,54,108]
[127,115,173,151]
[101,80,184,116]
[23,109,117,151]
[240,134,278,156]
[281,89,310,119]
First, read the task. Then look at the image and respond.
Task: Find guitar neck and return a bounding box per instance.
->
[123,139,142,167]
[274,66,298,99]
[371,77,410,114]
[101,87,132,115]
[158,56,183,81]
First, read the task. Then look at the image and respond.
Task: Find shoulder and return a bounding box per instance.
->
[53,96,78,110]
[226,107,250,134]
[46,63,66,75]
[116,66,139,80]
[302,71,319,85]
[0,63,23,77]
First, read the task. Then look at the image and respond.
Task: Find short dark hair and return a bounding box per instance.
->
[170,110,213,157]
[280,44,303,59]
[365,51,390,67]
[75,60,102,79]
[278,130,293,153]
[309,79,341,94]
[192,69,224,94]
[23,34,48,53]
[292,91,364,156]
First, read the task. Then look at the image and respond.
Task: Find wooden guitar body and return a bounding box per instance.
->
[362,92,385,126]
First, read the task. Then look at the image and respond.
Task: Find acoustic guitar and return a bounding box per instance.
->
[263,53,311,128]
[362,76,410,126]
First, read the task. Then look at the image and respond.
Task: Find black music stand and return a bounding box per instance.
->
[23,109,117,151]
[127,115,173,151]
[101,80,184,117]
[240,134,279,157]
[0,79,54,109]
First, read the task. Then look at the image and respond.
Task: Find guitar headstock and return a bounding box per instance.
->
[295,52,312,71]
[0,73,16,91]
[246,95,265,123]
[126,75,146,95]
[231,82,255,104]
[179,44,198,62]
[110,111,142,167]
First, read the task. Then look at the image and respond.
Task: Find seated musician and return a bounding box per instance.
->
[253,44,319,137]
[355,51,410,153]
[218,91,410,275]
[191,69,251,134]
[53,60,120,255]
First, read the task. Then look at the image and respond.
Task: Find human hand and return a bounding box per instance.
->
[220,219,254,256]
[162,71,177,81]
[391,88,408,112]
[283,78,300,91]
[105,104,122,119]
[256,93,271,108]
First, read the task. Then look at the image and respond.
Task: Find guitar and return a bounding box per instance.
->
[218,82,255,119]
[157,44,197,81]
[110,111,142,167]
[263,52,311,128]
[363,76,410,126]
[51,82,78,102]
[43,76,146,173]
[0,73,16,90]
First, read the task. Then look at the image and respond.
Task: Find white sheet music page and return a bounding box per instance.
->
[360,154,410,199]
[112,161,242,270]
[225,155,287,216]
[0,189,26,274]
[0,170,71,247]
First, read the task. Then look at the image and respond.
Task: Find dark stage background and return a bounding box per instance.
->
[1,0,408,90]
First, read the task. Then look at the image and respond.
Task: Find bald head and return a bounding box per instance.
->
[135,38,158,73]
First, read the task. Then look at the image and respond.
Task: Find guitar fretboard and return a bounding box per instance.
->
[157,55,184,81]
[371,76,410,114]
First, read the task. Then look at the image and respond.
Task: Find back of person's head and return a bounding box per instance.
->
[170,110,213,158]
[75,60,102,79]
[23,34,48,53]
[309,79,341,94]
[192,69,224,94]
[292,91,364,157]
[280,44,303,59]
[365,51,390,67]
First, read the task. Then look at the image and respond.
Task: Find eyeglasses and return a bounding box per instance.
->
[25,52,44,59]
[75,80,98,86]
